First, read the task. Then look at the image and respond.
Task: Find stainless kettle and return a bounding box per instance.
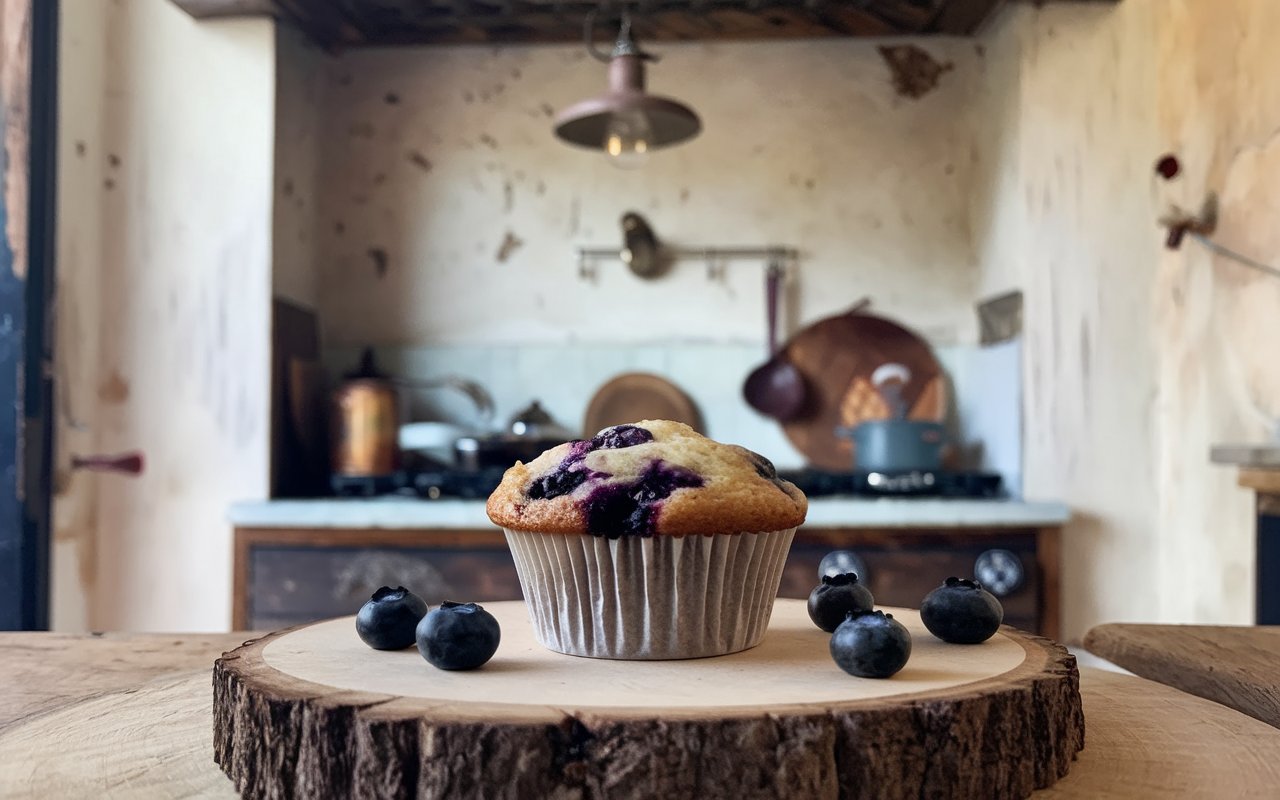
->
[508,400,576,440]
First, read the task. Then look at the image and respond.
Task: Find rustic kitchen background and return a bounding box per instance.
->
[50,0,1280,642]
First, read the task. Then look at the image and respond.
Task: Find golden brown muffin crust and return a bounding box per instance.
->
[485,420,807,536]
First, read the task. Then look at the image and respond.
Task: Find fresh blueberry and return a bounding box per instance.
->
[584,460,704,537]
[415,601,501,670]
[590,424,653,450]
[920,577,1004,644]
[830,610,912,679]
[818,550,868,581]
[355,586,429,650]
[807,573,875,632]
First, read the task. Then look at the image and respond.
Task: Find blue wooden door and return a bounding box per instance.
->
[0,0,56,631]
[1260,511,1280,624]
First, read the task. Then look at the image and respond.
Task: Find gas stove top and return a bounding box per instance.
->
[778,468,1003,498]
[331,467,1003,500]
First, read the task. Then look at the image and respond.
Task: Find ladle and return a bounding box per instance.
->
[742,261,805,421]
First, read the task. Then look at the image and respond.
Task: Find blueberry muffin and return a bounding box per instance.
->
[487,420,807,659]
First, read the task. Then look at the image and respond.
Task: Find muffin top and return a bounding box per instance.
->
[486,420,807,537]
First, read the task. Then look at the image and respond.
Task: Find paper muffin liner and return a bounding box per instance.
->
[502,527,796,660]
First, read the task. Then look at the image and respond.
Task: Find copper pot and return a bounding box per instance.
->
[331,349,399,477]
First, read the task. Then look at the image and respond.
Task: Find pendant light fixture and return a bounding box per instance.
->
[553,12,701,169]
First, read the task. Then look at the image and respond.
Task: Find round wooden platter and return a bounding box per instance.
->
[583,372,703,435]
[214,600,1083,800]
[779,309,947,471]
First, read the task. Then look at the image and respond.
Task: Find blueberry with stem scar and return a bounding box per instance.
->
[807,573,875,633]
[830,610,912,679]
[920,577,1004,644]
[416,601,501,670]
[356,586,429,650]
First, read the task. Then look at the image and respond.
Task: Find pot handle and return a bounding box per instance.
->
[870,363,912,387]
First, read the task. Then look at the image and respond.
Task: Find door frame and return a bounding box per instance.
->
[0,0,57,631]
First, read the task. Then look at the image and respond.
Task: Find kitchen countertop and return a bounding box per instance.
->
[228,497,1071,530]
[1211,443,1280,468]
[5,631,1280,797]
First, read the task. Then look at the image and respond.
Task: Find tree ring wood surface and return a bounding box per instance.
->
[213,600,1083,799]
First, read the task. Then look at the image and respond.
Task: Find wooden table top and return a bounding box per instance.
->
[1085,623,1280,730]
[5,631,1280,798]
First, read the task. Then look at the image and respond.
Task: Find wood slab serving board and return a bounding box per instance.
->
[214,600,1082,799]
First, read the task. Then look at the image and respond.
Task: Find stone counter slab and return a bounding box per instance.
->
[228,498,1071,530]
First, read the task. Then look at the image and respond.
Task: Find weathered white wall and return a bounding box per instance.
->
[51,0,110,633]
[53,0,275,631]
[1151,0,1280,624]
[307,12,1280,642]
[272,25,323,308]
[983,1,1165,640]
[52,0,1280,637]
[304,39,984,349]
[973,0,1280,639]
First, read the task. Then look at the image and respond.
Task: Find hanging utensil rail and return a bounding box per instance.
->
[574,245,798,280]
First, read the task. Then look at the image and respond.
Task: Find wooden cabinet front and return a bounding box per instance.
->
[234,526,1060,639]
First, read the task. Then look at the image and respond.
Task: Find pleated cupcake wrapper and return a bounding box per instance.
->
[503,528,796,660]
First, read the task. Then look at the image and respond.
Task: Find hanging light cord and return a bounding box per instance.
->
[1188,233,1280,281]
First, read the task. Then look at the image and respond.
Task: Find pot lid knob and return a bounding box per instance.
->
[510,400,566,436]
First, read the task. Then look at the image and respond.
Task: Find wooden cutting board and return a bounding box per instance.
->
[214,600,1083,799]
[779,308,947,471]
[583,372,703,435]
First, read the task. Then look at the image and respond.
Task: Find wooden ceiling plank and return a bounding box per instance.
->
[168,0,280,18]
[927,0,1008,35]
[171,0,1042,45]
[269,0,364,48]
[857,0,938,32]
[810,3,900,37]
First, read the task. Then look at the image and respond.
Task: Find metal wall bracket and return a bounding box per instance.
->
[575,244,799,281]
[575,211,797,281]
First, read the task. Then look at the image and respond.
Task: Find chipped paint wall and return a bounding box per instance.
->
[974,1,1165,641]
[52,0,275,631]
[50,0,1280,637]
[1152,0,1280,624]
[273,25,323,308]
[304,40,985,349]
[973,0,1280,640]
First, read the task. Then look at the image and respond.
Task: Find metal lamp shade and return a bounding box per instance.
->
[553,54,701,151]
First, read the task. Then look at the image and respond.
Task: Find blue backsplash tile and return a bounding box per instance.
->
[326,340,1023,496]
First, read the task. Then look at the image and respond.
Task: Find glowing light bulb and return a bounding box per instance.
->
[603,109,652,169]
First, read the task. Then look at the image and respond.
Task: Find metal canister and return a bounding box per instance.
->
[331,348,399,477]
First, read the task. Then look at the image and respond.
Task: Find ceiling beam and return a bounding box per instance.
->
[169,0,1105,48]
[926,0,1007,35]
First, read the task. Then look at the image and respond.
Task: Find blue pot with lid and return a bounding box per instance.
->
[837,362,947,472]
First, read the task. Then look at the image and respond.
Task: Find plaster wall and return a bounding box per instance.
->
[272,24,322,308]
[974,0,1279,639]
[1151,0,1280,624]
[299,39,985,350]
[52,0,275,631]
[51,0,1280,638]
